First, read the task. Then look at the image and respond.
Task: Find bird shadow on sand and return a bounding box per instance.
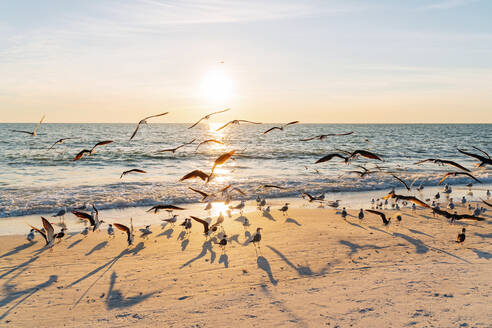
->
[408,229,434,238]
[474,232,492,239]
[180,238,216,268]
[285,217,301,226]
[243,231,252,246]
[181,239,189,251]
[219,254,229,268]
[344,220,367,231]
[260,284,308,328]
[234,215,249,223]
[0,242,38,259]
[85,241,108,256]
[338,240,386,257]
[67,238,84,249]
[262,211,276,221]
[157,228,174,239]
[470,248,492,260]
[177,230,187,241]
[257,256,278,285]
[268,245,331,276]
[0,256,39,280]
[106,271,157,310]
[0,274,58,320]
[368,225,393,236]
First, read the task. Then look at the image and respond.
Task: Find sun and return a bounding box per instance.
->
[200,69,235,105]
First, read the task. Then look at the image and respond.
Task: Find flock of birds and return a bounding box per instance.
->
[13,109,492,252]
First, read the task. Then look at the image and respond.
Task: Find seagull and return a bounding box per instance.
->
[327,200,341,208]
[341,207,347,219]
[249,227,263,247]
[188,187,213,202]
[300,131,354,141]
[113,219,134,246]
[188,108,230,129]
[73,140,113,161]
[179,169,210,182]
[139,225,152,238]
[12,115,45,136]
[129,112,169,140]
[181,218,192,234]
[415,158,470,172]
[72,204,104,231]
[243,218,250,227]
[52,208,66,222]
[54,228,66,243]
[107,224,114,238]
[230,200,245,214]
[348,149,383,161]
[159,138,196,153]
[358,209,364,220]
[120,168,147,179]
[432,207,484,221]
[365,210,391,226]
[162,214,178,226]
[48,138,73,150]
[147,204,185,214]
[348,165,375,178]
[216,120,262,131]
[211,150,235,175]
[29,217,55,249]
[300,192,324,203]
[27,229,35,242]
[195,139,225,151]
[81,227,89,237]
[263,121,299,134]
[315,153,348,164]
[438,172,481,185]
[391,174,411,191]
[258,184,289,190]
[457,148,492,167]
[190,216,209,236]
[210,212,225,232]
[279,203,289,216]
[456,228,466,243]
[383,191,430,208]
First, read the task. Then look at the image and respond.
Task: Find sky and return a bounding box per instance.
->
[1,0,491,123]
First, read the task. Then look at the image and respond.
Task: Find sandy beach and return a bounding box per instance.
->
[1,202,491,327]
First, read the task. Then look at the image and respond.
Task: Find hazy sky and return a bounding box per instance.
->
[1,0,491,123]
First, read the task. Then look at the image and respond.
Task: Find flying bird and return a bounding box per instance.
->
[179,169,210,182]
[195,139,224,151]
[457,148,492,167]
[216,120,261,131]
[348,150,383,161]
[438,172,481,185]
[415,158,470,172]
[391,174,411,191]
[73,140,113,161]
[432,208,484,221]
[348,166,375,178]
[188,187,212,201]
[29,217,55,248]
[263,121,299,134]
[159,139,196,153]
[48,138,73,150]
[190,216,210,235]
[120,168,146,179]
[72,205,104,231]
[129,112,169,140]
[383,191,430,208]
[300,131,354,141]
[365,210,391,226]
[188,108,231,129]
[315,153,348,164]
[113,219,134,246]
[147,204,186,214]
[211,150,235,175]
[12,115,45,136]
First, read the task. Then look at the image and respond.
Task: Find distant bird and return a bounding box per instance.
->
[327,200,341,208]
[300,131,354,141]
[147,204,185,214]
[456,228,466,243]
[188,108,230,129]
[438,172,481,185]
[263,121,299,134]
[457,148,492,167]
[107,224,114,237]
[279,203,289,216]
[190,216,209,235]
[27,229,35,242]
[120,168,146,179]
[181,218,192,233]
[139,225,152,238]
[72,204,104,231]
[81,227,89,237]
[435,192,440,200]
[366,210,391,226]
[12,115,45,136]
[300,192,324,202]
[29,217,55,248]
[315,153,348,164]
[195,139,224,151]
[358,209,364,220]
[130,112,169,140]
[230,200,246,214]
[415,158,470,172]
[258,184,289,190]
[73,140,113,161]
[48,138,73,150]
[341,207,347,219]
[179,169,210,182]
[113,219,134,246]
[487,190,491,198]
[52,208,66,221]
[382,191,430,208]
[162,214,178,226]
[216,120,261,131]
[159,139,196,153]
[243,218,250,227]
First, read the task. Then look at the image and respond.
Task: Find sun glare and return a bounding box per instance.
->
[200,69,235,105]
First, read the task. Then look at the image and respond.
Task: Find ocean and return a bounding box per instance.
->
[0,123,490,217]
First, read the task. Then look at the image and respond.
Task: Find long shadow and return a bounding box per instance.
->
[267,246,317,276]
[234,215,248,223]
[259,284,308,328]
[392,232,428,254]
[0,275,58,320]
[180,239,216,268]
[106,271,157,309]
[218,254,229,268]
[181,239,189,251]
[285,217,301,226]
[262,211,276,221]
[344,220,367,231]
[67,238,84,249]
[64,232,79,241]
[408,229,434,238]
[257,256,278,285]
[470,248,492,260]
[85,241,108,256]
[0,256,39,280]
[338,240,385,256]
[177,230,186,241]
[157,228,174,239]
[474,232,492,239]
[368,225,393,236]
[0,242,38,259]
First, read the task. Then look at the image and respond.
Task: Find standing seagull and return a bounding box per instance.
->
[27,229,36,242]
[73,140,113,161]
[279,203,289,216]
[129,112,169,140]
[358,209,364,220]
[29,217,55,249]
[113,219,134,246]
[263,121,299,134]
[456,228,466,244]
[249,227,263,249]
[188,108,231,129]
[107,224,114,238]
[12,115,45,136]
[48,138,73,150]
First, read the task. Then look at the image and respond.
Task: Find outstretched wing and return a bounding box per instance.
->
[130,124,141,140]
[263,127,280,134]
[351,150,383,161]
[143,112,169,121]
[91,140,113,152]
[283,121,299,127]
[391,175,410,191]
[216,121,233,131]
[190,216,209,233]
[315,153,346,164]
[28,224,47,243]
[41,217,54,242]
[72,210,96,226]
[179,170,210,182]
[33,115,46,135]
